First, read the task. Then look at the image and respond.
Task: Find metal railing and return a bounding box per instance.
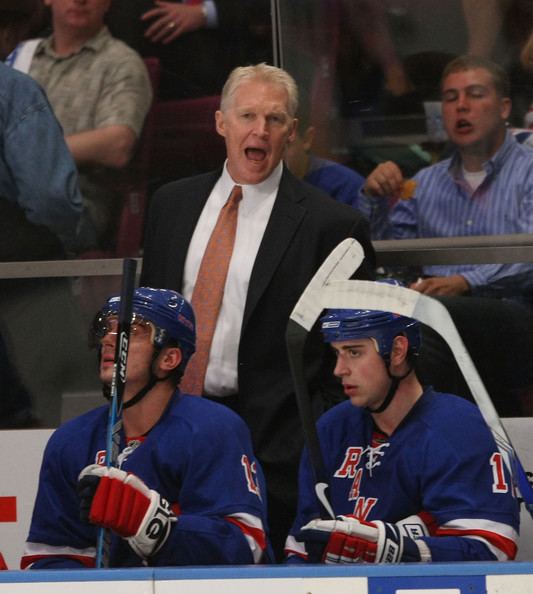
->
[1,234,532,279]
[374,234,533,267]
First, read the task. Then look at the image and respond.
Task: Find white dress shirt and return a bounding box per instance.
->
[183,161,282,395]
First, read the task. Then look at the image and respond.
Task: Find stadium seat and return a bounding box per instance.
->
[150,94,226,183]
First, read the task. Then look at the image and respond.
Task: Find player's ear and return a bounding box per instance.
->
[158,347,182,373]
[390,335,409,368]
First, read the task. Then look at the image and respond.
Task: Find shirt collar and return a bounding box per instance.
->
[220,160,283,202]
[449,130,516,179]
[37,26,110,59]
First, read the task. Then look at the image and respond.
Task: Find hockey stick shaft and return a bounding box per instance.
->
[95,257,137,568]
[287,239,365,519]
[286,319,335,519]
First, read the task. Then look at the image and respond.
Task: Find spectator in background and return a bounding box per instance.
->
[0,0,82,258]
[285,105,365,209]
[9,0,153,251]
[0,60,82,259]
[141,63,375,560]
[359,55,533,416]
[361,55,533,301]
[106,0,272,100]
[0,0,84,429]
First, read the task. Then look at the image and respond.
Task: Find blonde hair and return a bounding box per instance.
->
[220,63,299,117]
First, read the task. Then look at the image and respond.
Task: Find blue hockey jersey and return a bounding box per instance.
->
[22,392,271,568]
[287,388,520,562]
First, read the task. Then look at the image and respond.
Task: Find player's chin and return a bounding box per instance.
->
[99,367,114,384]
[345,388,364,406]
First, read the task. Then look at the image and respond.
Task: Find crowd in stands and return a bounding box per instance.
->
[0,0,533,571]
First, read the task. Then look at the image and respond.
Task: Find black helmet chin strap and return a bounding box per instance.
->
[367,363,414,414]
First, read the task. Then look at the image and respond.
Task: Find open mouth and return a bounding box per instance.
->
[456,119,473,133]
[245,147,267,162]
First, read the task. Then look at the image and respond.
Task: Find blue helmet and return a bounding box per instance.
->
[320,308,420,363]
[91,287,196,363]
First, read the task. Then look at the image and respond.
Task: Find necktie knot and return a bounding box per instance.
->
[227,185,243,207]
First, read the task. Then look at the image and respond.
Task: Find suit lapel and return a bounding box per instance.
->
[167,171,220,290]
[243,170,307,329]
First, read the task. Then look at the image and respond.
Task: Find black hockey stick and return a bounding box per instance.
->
[95,258,138,568]
[314,279,533,518]
[286,239,365,519]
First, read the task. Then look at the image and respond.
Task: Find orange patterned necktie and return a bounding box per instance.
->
[180,185,243,395]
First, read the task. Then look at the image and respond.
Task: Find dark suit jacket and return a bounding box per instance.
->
[141,167,375,508]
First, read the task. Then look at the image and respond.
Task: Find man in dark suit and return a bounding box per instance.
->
[141,63,375,560]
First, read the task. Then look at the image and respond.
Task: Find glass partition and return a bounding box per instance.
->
[277,0,532,177]
[0,270,123,429]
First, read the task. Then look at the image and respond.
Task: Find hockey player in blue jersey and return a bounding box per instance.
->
[286,304,520,563]
[22,287,271,568]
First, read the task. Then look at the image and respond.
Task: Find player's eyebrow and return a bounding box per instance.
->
[332,342,367,353]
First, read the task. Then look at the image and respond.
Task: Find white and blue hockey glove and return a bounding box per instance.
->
[78,464,174,559]
[298,514,432,563]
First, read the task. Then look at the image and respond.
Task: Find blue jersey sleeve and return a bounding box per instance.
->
[128,398,271,565]
[22,414,104,569]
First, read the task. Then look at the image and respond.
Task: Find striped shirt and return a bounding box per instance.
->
[358,132,533,300]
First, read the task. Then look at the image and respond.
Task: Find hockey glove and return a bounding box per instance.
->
[78,464,174,559]
[298,514,431,563]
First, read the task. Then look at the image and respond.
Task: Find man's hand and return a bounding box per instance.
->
[78,464,174,559]
[298,514,431,563]
[141,1,207,44]
[363,161,404,199]
[409,275,470,296]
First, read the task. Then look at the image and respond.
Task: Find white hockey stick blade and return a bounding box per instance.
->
[290,238,365,331]
[287,238,366,519]
[316,279,533,510]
